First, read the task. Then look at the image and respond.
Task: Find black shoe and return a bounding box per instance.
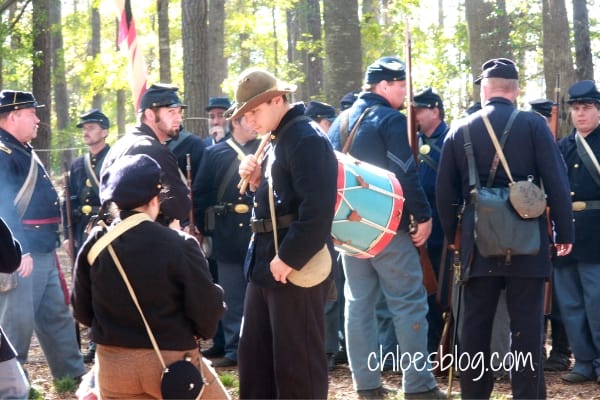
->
[357,386,395,399]
[211,357,236,368]
[202,346,225,359]
[82,342,96,364]
[561,372,593,383]
[327,353,336,371]
[543,354,571,371]
[334,349,348,364]
[404,387,447,399]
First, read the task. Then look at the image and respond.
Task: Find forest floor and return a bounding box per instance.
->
[22,249,600,399]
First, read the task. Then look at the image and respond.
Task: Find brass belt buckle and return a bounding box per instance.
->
[572,201,586,211]
[81,205,93,215]
[233,204,250,214]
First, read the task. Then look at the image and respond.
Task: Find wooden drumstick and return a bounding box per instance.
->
[238,133,272,194]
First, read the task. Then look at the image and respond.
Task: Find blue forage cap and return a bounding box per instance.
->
[205,97,232,112]
[76,109,110,129]
[529,99,553,118]
[465,102,482,116]
[364,56,406,84]
[475,58,519,84]
[0,90,45,114]
[304,101,336,121]
[340,91,359,110]
[100,154,163,210]
[567,80,600,105]
[139,83,187,112]
[413,87,444,113]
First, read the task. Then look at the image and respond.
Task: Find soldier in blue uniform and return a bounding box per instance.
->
[553,80,600,384]
[328,56,444,400]
[305,100,337,133]
[528,98,573,373]
[204,96,231,146]
[0,90,85,380]
[192,110,259,368]
[235,68,337,399]
[413,87,450,355]
[64,109,111,258]
[436,58,574,399]
[63,108,111,363]
[101,84,190,226]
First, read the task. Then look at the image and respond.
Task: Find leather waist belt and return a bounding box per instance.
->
[250,213,296,233]
[22,217,61,225]
[572,200,600,211]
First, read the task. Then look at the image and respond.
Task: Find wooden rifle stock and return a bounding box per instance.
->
[238,133,271,194]
[185,154,202,240]
[405,20,438,295]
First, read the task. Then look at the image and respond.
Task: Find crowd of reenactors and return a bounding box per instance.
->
[0,55,599,399]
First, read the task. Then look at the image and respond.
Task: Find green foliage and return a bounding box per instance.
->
[28,386,44,400]
[53,376,78,393]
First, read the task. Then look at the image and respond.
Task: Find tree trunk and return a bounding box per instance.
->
[542,0,576,138]
[91,5,102,109]
[116,89,127,137]
[208,0,226,96]
[157,0,171,83]
[464,0,511,103]
[323,0,362,107]
[49,0,72,166]
[32,0,53,168]
[182,0,208,137]
[572,0,594,81]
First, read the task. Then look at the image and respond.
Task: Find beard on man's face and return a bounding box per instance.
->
[153,114,180,140]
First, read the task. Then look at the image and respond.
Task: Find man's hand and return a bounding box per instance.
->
[270,255,293,284]
[210,126,225,142]
[18,254,33,278]
[555,243,573,257]
[239,154,262,188]
[410,218,432,247]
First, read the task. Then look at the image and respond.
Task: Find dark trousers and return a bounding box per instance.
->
[459,276,546,400]
[238,280,329,399]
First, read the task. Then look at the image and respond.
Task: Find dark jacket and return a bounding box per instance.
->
[328,92,431,231]
[193,137,259,264]
[167,129,207,183]
[0,217,22,362]
[101,124,190,222]
[418,121,449,248]
[245,104,337,287]
[555,124,600,264]
[0,128,61,254]
[436,97,574,278]
[63,145,110,254]
[72,210,225,350]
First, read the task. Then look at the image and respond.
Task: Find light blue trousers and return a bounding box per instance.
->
[0,251,85,379]
[343,232,437,394]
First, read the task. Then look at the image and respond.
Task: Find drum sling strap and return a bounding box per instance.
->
[339,106,379,155]
[574,132,600,187]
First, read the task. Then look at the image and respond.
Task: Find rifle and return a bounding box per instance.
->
[405,20,438,295]
[63,163,76,266]
[544,74,561,316]
[63,163,81,348]
[185,153,203,241]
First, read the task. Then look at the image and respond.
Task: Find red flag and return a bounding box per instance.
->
[115,0,148,112]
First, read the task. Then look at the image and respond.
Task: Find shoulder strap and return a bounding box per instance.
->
[341,106,377,154]
[215,139,248,203]
[87,212,152,265]
[574,132,600,187]
[13,152,39,218]
[463,122,480,188]
[83,153,100,197]
[485,109,519,187]
[481,113,515,185]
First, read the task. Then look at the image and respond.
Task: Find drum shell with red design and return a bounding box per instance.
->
[333,151,404,258]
